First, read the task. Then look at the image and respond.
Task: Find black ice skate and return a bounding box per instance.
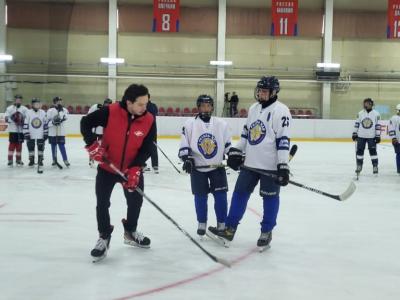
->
[37,158,44,174]
[355,163,362,180]
[16,160,24,166]
[257,231,272,252]
[64,160,70,167]
[28,158,35,167]
[373,165,378,175]
[7,160,13,167]
[91,226,114,263]
[122,219,151,248]
[153,167,159,174]
[207,226,235,248]
[197,222,206,237]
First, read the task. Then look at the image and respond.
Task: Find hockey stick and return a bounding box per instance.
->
[104,158,231,267]
[195,144,298,170]
[53,123,63,170]
[153,141,181,174]
[241,165,355,201]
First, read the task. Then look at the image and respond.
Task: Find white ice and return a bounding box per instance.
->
[0,138,399,300]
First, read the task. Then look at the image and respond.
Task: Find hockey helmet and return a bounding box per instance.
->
[196,94,214,118]
[53,96,62,104]
[254,76,280,101]
[103,98,112,105]
[363,98,374,106]
[396,104,400,111]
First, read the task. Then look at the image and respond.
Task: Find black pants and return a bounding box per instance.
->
[150,138,159,168]
[95,167,144,235]
[356,137,378,166]
[230,102,238,117]
[27,139,45,161]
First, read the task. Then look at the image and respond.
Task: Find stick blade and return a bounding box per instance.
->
[339,181,356,201]
[215,257,232,268]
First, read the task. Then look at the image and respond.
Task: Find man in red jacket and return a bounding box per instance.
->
[81,84,156,262]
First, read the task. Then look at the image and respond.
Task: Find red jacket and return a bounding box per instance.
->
[100,103,154,174]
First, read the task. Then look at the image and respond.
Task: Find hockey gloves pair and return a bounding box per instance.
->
[227,147,244,170]
[182,156,195,174]
[86,140,106,163]
[352,133,358,141]
[122,167,141,192]
[52,115,64,126]
[276,163,290,186]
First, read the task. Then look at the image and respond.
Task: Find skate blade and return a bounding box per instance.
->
[124,239,150,249]
[92,254,106,263]
[205,231,230,248]
[258,245,271,253]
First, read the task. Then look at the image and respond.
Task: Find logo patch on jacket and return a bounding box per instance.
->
[134,131,144,137]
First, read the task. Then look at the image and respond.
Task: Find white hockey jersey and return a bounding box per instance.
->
[235,100,291,171]
[179,116,232,172]
[23,109,48,139]
[388,115,400,140]
[353,109,381,139]
[88,104,104,135]
[47,107,69,137]
[4,105,28,133]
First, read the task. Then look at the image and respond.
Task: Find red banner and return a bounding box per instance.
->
[271,0,298,36]
[153,0,180,32]
[387,0,400,38]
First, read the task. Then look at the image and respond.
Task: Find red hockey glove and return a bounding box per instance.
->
[122,167,141,191]
[85,140,106,163]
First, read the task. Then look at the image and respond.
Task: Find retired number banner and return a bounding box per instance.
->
[153,0,180,32]
[387,0,400,38]
[271,0,298,36]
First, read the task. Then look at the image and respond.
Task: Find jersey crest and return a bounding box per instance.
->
[361,117,373,129]
[31,117,43,129]
[248,120,266,145]
[197,133,218,159]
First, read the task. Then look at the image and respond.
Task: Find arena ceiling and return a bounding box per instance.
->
[9,0,389,11]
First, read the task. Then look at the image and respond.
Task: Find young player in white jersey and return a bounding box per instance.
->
[352,98,381,175]
[23,98,48,172]
[208,76,291,251]
[388,104,400,174]
[47,96,70,167]
[87,98,112,166]
[178,95,232,237]
[4,95,28,166]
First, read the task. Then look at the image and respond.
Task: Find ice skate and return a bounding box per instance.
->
[7,160,13,167]
[16,160,24,167]
[257,231,272,252]
[64,160,70,167]
[355,163,362,180]
[197,222,206,238]
[122,219,150,248]
[207,226,234,248]
[91,226,114,263]
[373,165,378,175]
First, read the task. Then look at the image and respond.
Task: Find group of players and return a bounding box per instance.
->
[4,95,70,172]
[81,77,291,262]
[352,97,400,176]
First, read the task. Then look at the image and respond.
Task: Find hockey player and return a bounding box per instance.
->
[178,95,231,238]
[80,84,156,262]
[87,98,112,167]
[208,76,291,251]
[4,95,28,166]
[144,94,159,174]
[352,98,381,175]
[23,98,48,173]
[47,96,70,167]
[388,104,400,174]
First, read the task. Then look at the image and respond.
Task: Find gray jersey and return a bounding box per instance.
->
[353,109,381,139]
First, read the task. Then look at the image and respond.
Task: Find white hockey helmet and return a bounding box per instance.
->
[396,104,400,111]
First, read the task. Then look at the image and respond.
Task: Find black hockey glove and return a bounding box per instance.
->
[374,136,381,144]
[182,156,195,174]
[392,138,399,146]
[352,133,358,141]
[24,132,30,141]
[53,115,62,126]
[276,164,290,186]
[227,147,244,171]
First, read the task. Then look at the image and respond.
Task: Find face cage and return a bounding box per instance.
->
[32,102,41,110]
[254,87,276,102]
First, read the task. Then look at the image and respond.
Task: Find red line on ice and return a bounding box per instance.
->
[114,206,262,300]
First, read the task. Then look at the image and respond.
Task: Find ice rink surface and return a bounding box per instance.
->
[0,138,399,300]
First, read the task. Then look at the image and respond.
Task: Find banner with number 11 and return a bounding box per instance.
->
[271,0,298,36]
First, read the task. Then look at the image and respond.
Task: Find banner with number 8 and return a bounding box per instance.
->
[153,0,180,32]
